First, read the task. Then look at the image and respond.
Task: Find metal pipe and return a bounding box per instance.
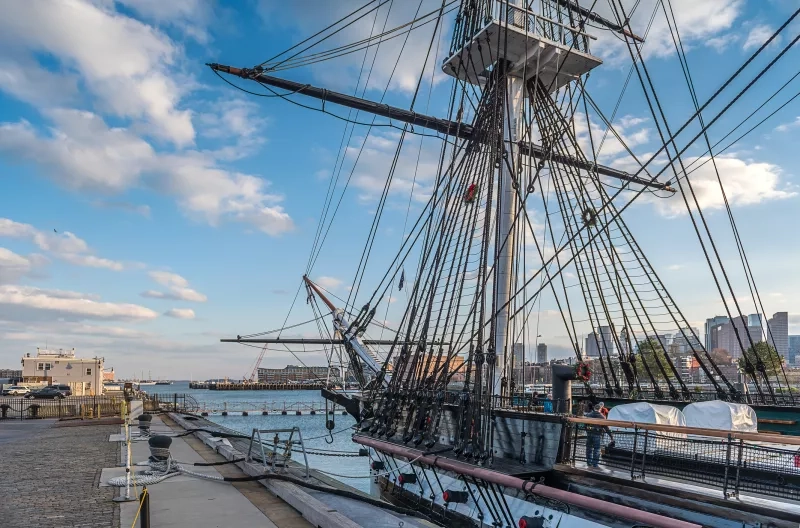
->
[353,435,700,528]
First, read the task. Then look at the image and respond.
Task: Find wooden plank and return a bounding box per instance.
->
[758,418,797,425]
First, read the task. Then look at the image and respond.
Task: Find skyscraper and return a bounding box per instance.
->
[536,343,548,364]
[512,343,525,368]
[584,332,599,358]
[767,312,789,357]
[714,316,763,359]
[705,316,729,352]
[748,313,763,328]
[598,326,614,357]
[789,335,800,365]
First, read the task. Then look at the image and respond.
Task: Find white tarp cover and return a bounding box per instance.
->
[683,401,758,432]
[607,402,687,441]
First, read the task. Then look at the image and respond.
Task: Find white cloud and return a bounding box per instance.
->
[257,0,448,94]
[315,276,342,290]
[142,271,207,302]
[743,24,779,51]
[0,111,294,236]
[775,117,800,133]
[0,284,158,320]
[592,0,743,64]
[648,156,795,216]
[705,34,740,53]
[116,0,213,43]
[0,217,125,271]
[0,248,37,283]
[164,308,195,319]
[666,264,685,271]
[0,0,194,146]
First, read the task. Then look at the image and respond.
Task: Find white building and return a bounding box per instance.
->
[21,348,104,395]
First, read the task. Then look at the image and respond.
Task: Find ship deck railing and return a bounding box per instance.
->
[571,385,800,406]
[564,417,800,502]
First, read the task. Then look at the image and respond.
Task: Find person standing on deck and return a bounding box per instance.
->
[585,402,614,467]
[543,393,553,413]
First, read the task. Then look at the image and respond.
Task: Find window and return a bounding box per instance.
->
[86,368,92,375]
[45,363,52,370]
[37,363,43,370]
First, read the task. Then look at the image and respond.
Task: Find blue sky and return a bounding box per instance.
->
[0,0,798,379]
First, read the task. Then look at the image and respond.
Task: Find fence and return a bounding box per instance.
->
[143,393,200,414]
[0,395,123,420]
[565,418,800,501]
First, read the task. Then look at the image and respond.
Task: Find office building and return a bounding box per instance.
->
[789,335,800,365]
[258,364,337,384]
[767,312,789,357]
[711,316,763,359]
[705,316,729,352]
[584,332,599,358]
[536,343,548,364]
[748,313,763,328]
[512,342,525,368]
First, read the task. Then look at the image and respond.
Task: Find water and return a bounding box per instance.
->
[141,381,369,492]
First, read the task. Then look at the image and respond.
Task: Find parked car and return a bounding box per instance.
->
[1,385,30,396]
[50,384,72,396]
[25,387,66,399]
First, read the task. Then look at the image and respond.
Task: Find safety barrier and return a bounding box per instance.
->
[0,395,122,420]
[565,417,800,501]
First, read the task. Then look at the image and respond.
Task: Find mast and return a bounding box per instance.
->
[493,57,523,398]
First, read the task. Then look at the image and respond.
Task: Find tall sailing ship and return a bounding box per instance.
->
[217,1,800,526]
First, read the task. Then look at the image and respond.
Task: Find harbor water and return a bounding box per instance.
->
[141,382,368,491]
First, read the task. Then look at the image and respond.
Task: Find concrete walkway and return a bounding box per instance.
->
[104,415,277,528]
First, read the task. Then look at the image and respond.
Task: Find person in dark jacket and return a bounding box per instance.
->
[584,402,614,467]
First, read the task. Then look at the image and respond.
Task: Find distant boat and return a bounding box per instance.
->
[137,381,156,386]
[155,380,173,385]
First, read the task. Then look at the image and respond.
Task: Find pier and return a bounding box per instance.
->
[189,381,327,390]
[193,400,348,416]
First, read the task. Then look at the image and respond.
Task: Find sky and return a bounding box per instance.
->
[0,0,798,379]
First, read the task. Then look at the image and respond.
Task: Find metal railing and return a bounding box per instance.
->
[143,393,200,414]
[565,418,800,501]
[0,395,123,420]
[450,0,593,56]
[572,386,799,406]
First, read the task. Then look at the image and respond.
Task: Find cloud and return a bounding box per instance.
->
[141,271,207,302]
[705,34,740,53]
[647,156,795,216]
[666,264,685,271]
[0,248,44,283]
[743,24,779,51]
[592,0,743,64]
[257,0,448,94]
[116,0,213,43]
[775,117,800,133]
[0,217,125,271]
[0,284,158,321]
[164,308,195,319]
[344,130,444,203]
[0,111,294,236]
[315,276,342,290]
[0,0,194,146]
